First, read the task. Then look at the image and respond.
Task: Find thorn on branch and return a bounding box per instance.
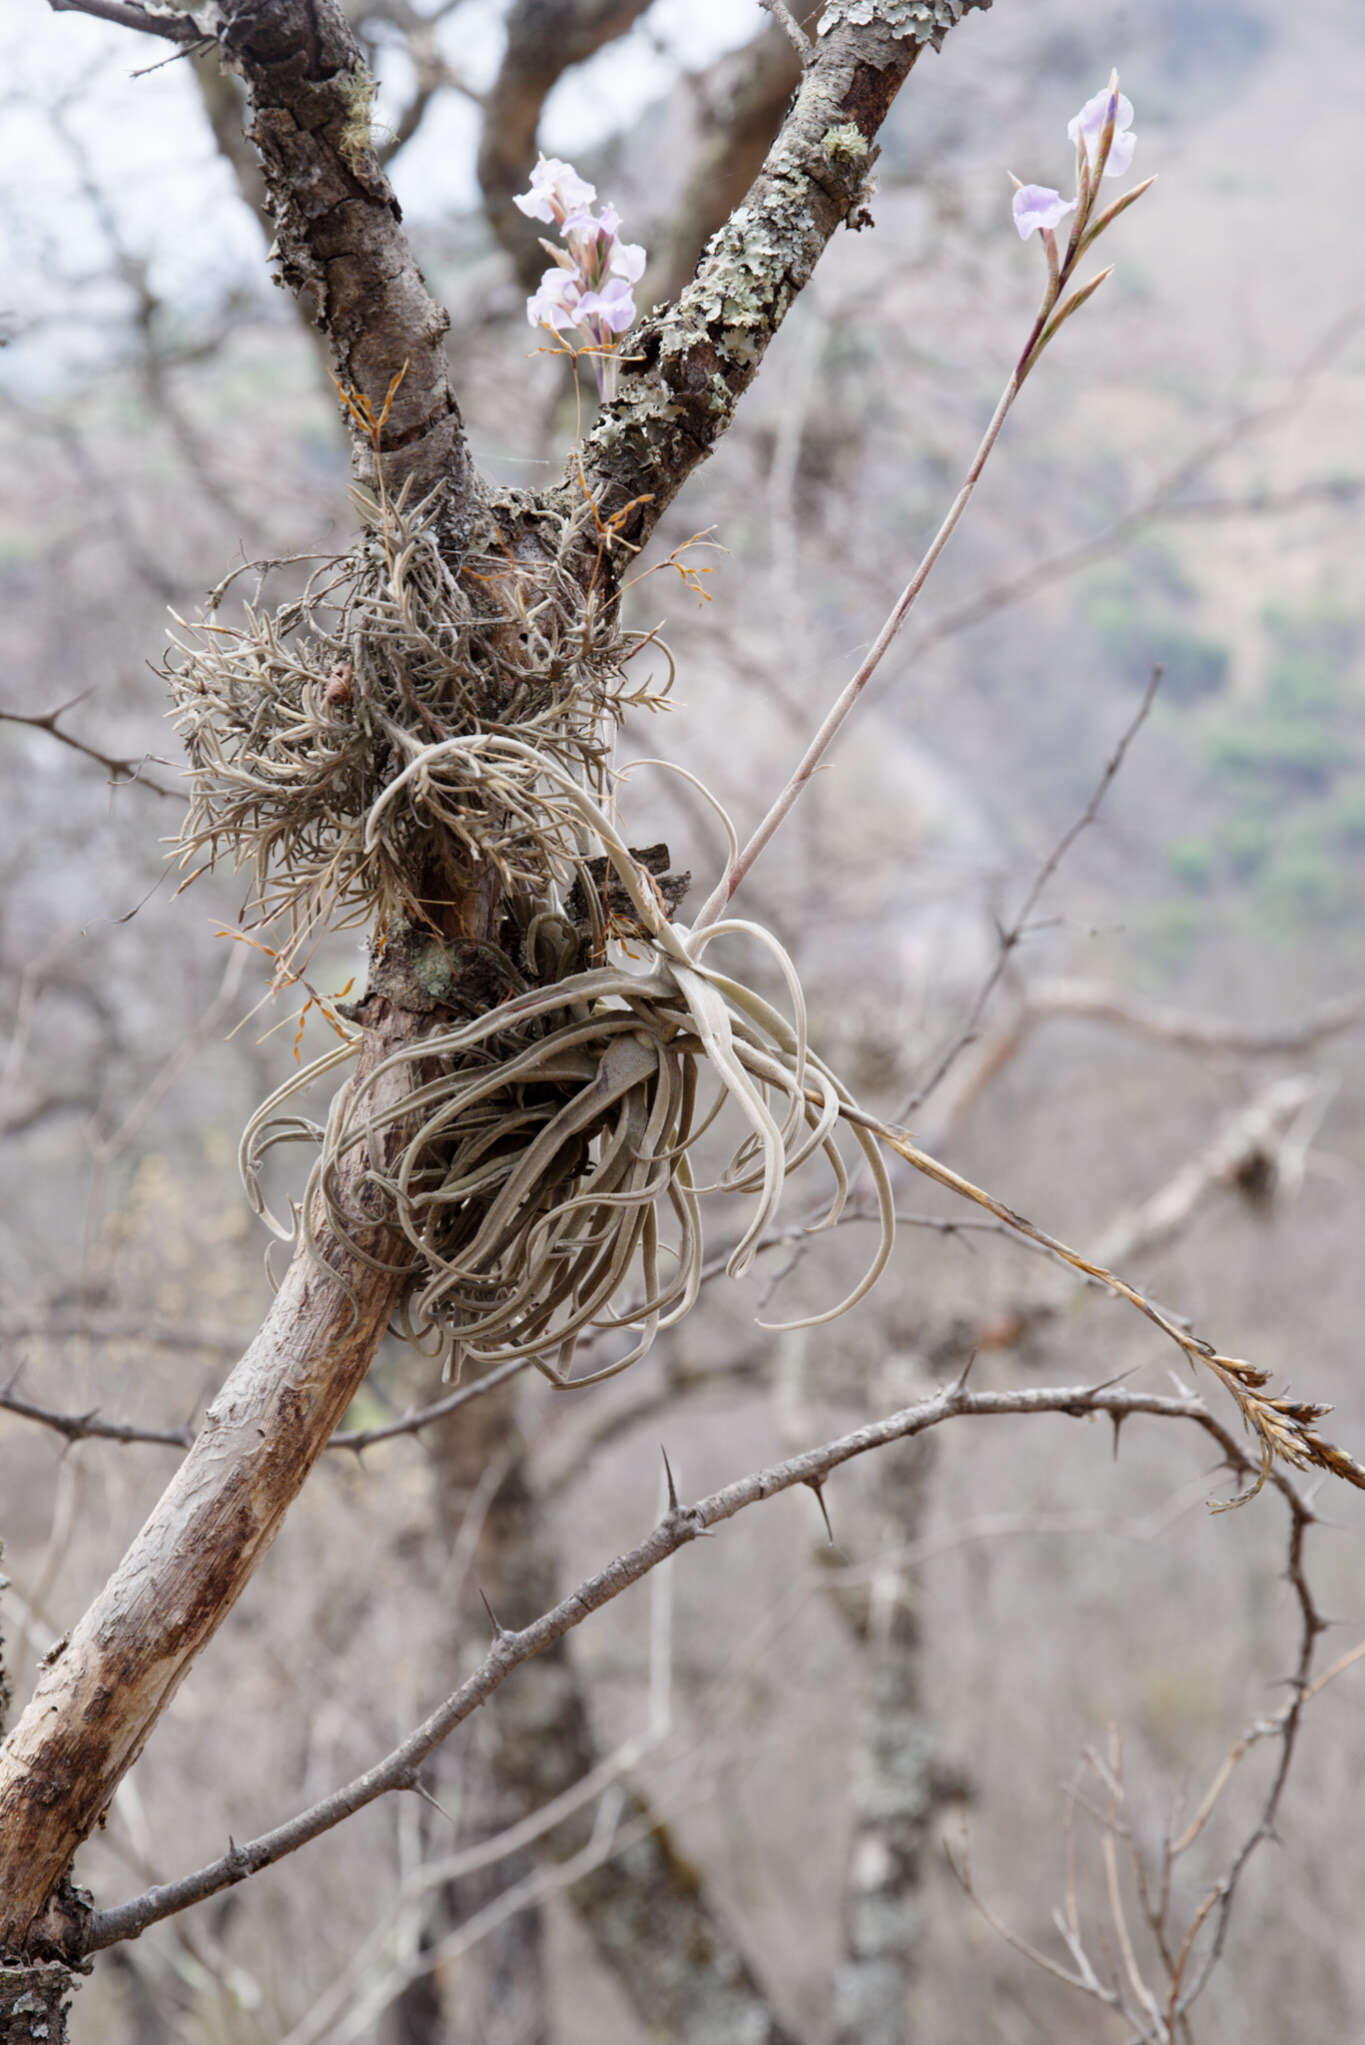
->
[949,1348,979,1395]
[804,1475,835,1545]
[478,1588,510,1642]
[660,1443,679,1514]
[410,1777,455,1824]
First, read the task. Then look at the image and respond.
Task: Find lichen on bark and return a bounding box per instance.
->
[819,0,990,48]
[0,1965,74,2045]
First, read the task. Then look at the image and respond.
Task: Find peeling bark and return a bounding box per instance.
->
[17,0,995,1978]
[0,1542,11,1741]
[221,0,474,500]
[0,1963,73,2045]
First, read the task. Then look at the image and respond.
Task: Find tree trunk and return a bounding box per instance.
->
[0,1962,73,2045]
[393,1373,801,2044]
[0,983,433,1949]
[830,1395,942,2045]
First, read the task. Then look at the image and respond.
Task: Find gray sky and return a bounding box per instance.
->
[2,0,760,387]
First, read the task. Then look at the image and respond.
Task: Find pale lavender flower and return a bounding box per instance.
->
[576,279,637,334]
[525,270,581,332]
[1012,183,1077,240]
[517,155,645,400]
[513,156,597,226]
[1068,85,1137,177]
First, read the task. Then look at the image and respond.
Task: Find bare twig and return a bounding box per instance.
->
[0,1350,534,1458]
[0,701,179,800]
[694,120,1154,925]
[759,0,812,64]
[903,667,1161,1115]
[46,0,207,43]
[960,1416,1344,2043]
[82,1377,1281,1952]
[897,308,1364,670]
[0,1387,191,1452]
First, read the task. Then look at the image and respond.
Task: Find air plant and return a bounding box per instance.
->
[169,88,1365,1501]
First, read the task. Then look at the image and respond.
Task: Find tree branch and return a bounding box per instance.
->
[50,0,476,500]
[47,0,205,41]
[80,1375,1270,1953]
[0,993,431,1954]
[579,5,993,549]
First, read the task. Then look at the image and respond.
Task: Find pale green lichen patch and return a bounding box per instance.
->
[684,170,812,346]
[822,123,870,162]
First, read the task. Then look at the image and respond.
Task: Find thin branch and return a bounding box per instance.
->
[0,1350,533,1458]
[947,1838,1119,2006]
[896,307,1364,669]
[696,355,1031,925]
[903,666,1161,1115]
[0,1388,191,1452]
[0,1209,1027,1463]
[579,5,992,550]
[328,1353,532,1451]
[1016,978,1365,1062]
[973,1407,1336,2043]
[81,1378,1279,1952]
[758,0,811,64]
[47,0,208,43]
[0,702,179,800]
[692,111,1153,925]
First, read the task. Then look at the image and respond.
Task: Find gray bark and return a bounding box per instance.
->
[830,1424,939,2045]
[0,1964,73,2045]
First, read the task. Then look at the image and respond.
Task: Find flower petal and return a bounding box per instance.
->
[1067,86,1137,176]
[609,238,647,284]
[526,268,581,330]
[513,155,597,223]
[1103,128,1137,177]
[1011,184,1077,239]
[577,279,636,334]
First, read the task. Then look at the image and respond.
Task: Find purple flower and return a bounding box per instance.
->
[1011,183,1077,240]
[576,279,637,335]
[513,156,597,226]
[1068,85,1137,177]
[526,269,582,333]
[517,155,646,400]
